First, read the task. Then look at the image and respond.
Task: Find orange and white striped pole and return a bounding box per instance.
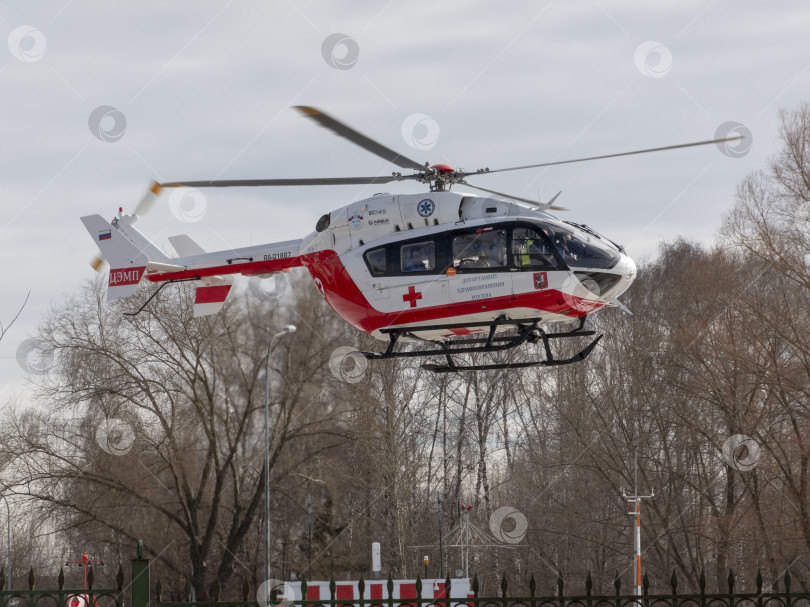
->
[623,447,654,598]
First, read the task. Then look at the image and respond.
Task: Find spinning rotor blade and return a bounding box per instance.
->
[460,181,567,211]
[481,135,744,175]
[294,106,425,170]
[133,180,163,218]
[90,254,105,272]
[160,175,413,188]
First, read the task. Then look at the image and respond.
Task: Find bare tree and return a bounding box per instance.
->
[3,275,351,596]
[0,291,29,342]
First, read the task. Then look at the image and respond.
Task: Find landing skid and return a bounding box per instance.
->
[361,316,602,373]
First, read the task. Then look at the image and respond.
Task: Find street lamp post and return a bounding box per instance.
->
[0,493,10,582]
[265,325,296,584]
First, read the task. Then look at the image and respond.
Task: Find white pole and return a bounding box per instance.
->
[1,495,9,580]
[264,325,296,584]
[634,446,640,597]
[462,508,467,579]
[372,542,381,579]
[264,358,270,585]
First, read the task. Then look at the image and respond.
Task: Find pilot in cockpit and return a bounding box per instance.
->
[554,232,576,261]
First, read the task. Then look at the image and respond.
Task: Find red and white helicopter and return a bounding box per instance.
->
[81,107,738,372]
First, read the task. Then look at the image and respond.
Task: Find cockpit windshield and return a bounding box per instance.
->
[538,222,621,270]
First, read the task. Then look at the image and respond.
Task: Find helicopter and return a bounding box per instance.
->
[81,106,739,372]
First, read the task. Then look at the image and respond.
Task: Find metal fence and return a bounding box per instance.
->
[0,562,124,607]
[1,543,809,607]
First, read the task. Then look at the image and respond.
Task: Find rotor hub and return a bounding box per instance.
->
[424,163,457,191]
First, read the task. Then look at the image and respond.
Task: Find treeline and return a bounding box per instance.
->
[2,103,810,598]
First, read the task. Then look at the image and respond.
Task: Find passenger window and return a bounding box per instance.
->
[512,227,559,269]
[400,241,435,272]
[365,248,387,276]
[452,229,508,270]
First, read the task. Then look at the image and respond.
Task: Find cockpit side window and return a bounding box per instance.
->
[511,226,560,270]
[555,230,620,270]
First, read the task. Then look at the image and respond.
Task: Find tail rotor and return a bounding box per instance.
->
[89,181,162,272]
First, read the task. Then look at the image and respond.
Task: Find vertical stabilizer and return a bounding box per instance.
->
[81,214,149,301]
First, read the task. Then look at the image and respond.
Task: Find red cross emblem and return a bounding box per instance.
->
[402,285,423,308]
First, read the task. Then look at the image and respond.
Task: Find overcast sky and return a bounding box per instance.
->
[2,0,809,397]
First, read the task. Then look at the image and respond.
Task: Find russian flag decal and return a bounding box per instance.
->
[98,230,112,241]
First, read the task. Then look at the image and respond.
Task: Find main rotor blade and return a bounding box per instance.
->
[481,135,744,175]
[160,175,411,188]
[295,105,425,171]
[460,181,567,211]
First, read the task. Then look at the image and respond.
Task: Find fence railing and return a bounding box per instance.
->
[1,543,808,607]
[0,562,124,607]
[151,568,810,607]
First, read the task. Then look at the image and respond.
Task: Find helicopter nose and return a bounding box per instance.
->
[614,254,637,296]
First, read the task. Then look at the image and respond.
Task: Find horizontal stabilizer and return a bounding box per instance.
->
[193,276,234,317]
[147,261,186,273]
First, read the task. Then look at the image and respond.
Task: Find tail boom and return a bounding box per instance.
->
[145,248,303,283]
[82,213,303,313]
[147,242,304,316]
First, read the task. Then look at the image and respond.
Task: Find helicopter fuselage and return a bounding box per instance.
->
[88,189,635,343]
[297,190,636,341]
